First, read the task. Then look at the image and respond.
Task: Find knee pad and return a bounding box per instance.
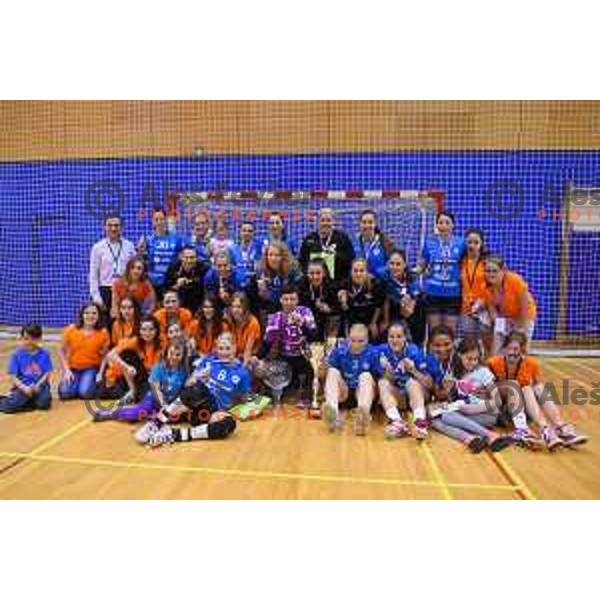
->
[207,416,237,439]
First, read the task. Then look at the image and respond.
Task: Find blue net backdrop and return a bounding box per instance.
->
[0,101,599,346]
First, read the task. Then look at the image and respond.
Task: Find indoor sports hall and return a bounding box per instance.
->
[0,100,598,499]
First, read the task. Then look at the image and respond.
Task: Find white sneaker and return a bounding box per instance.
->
[148,425,175,448]
[352,407,369,436]
[133,421,159,445]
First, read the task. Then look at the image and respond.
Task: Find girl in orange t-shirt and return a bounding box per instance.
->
[488,333,588,448]
[97,296,141,397]
[111,258,156,318]
[58,303,110,400]
[482,255,537,354]
[98,316,163,405]
[224,292,261,365]
[189,296,224,357]
[154,289,194,344]
[460,229,491,353]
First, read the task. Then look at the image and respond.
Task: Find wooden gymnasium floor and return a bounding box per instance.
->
[0,340,599,499]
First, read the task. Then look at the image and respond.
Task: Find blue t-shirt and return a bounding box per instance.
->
[327,343,378,390]
[203,266,248,296]
[146,232,183,287]
[149,362,187,403]
[375,266,420,304]
[422,235,466,298]
[373,342,429,387]
[8,347,53,387]
[422,353,453,386]
[195,355,252,411]
[352,235,389,275]
[238,239,263,277]
[182,232,210,263]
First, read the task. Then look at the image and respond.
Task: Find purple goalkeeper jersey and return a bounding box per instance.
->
[265,306,317,357]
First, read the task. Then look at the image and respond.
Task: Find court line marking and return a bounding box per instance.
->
[419,443,453,500]
[0,418,91,487]
[488,452,537,500]
[0,450,522,493]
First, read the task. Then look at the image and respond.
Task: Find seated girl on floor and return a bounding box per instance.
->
[133,332,248,447]
[58,302,109,400]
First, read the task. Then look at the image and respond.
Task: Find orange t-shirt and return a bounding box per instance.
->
[224,315,261,357]
[460,257,487,315]
[189,320,221,356]
[63,325,109,370]
[483,271,537,321]
[112,278,154,309]
[111,321,135,347]
[154,307,194,344]
[116,337,162,371]
[487,355,542,388]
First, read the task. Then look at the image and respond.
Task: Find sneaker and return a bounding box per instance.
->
[556,424,589,447]
[384,419,410,440]
[92,411,114,422]
[148,425,175,448]
[542,427,564,451]
[488,436,513,453]
[352,407,369,436]
[133,421,160,445]
[511,428,544,449]
[467,436,487,454]
[323,404,342,432]
[413,418,429,441]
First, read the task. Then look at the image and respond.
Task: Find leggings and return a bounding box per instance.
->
[110,391,159,422]
[281,355,314,391]
[431,412,497,443]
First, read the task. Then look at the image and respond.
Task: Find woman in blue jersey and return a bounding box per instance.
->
[203,251,248,310]
[138,208,183,301]
[237,220,263,278]
[352,209,397,276]
[323,323,378,436]
[260,213,298,257]
[418,211,466,336]
[374,322,430,440]
[134,332,246,447]
[376,250,426,347]
[249,241,304,323]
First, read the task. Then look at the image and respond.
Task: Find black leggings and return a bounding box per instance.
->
[119,350,151,400]
[281,355,314,391]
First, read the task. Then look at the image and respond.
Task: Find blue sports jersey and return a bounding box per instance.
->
[327,343,378,390]
[8,347,53,387]
[422,235,466,298]
[352,235,388,275]
[195,355,251,411]
[238,239,263,276]
[373,342,429,387]
[146,232,183,287]
[150,362,187,403]
[182,232,210,262]
[203,266,248,296]
[422,354,453,386]
[375,266,420,303]
[259,235,298,257]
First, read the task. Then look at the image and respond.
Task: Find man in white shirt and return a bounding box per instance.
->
[89,214,136,317]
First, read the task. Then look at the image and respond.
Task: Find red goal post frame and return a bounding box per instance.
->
[165,189,445,231]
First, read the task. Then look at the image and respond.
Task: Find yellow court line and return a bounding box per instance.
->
[0,419,92,489]
[0,450,523,493]
[28,418,91,456]
[488,453,537,501]
[418,443,453,500]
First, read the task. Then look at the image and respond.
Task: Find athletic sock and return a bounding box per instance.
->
[512,411,528,431]
[413,407,426,421]
[189,424,209,440]
[385,406,401,422]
